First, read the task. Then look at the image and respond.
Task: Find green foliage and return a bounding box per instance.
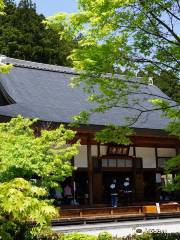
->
[0,230,178,240]
[148,71,180,103]
[61,232,97,240]
[0,220,17,240]
[96,125,133,145]
[164,155,180,191]
[72,111,90,126]
[151,99,180,137]
[0,0,4,14]
[48,0,180,144]
[0,116,79,187]
[115,233,180,240]
[25,226,61,240]
[98,232,112,240]
[61,0,180,94]
[0,116,79,238]
[0,0,76,66]
[151,232,180,240]
[152,99,180,190]
[0,1,13,74]
[0,178,57,224]
[135,233,152,240]
[0,1,12,74]
[30,232,180,240]
[0,62,12,72]
[0,62,12,73]
[0,181,57,239]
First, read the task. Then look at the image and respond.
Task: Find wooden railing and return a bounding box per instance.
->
[59,204,180,220]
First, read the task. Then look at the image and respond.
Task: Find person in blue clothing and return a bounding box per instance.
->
[123,177,133,205]
[110,179,118,207]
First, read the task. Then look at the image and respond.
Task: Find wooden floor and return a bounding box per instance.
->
[52,203,180,225]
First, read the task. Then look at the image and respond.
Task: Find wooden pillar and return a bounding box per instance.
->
[97,143,100,157]
[133,146,144,202]
[155,147,158,170]
[155,147,161,201]
[176,143,179,155]
[132,146,136,201]
[87,134,93,205]
[93,143,103,204]
[133,146,136,157]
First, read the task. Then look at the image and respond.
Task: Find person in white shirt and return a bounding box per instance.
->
[110,179,118,207]
[123,177,132,205]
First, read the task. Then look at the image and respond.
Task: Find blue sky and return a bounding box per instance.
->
[15,0,78,16]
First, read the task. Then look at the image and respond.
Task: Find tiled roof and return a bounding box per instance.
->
[1,55,76,74]
[0,55,175,130]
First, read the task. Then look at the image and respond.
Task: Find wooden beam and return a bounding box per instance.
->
[72,132,180,148]
[131,136,179,148]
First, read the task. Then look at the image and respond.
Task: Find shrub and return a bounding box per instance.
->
[151,232,180,240]
[112,232,180,240]
[60,232,97,240]
[24,227,61,240]
[0,117,79,238]
[98,232,113,240]
[134,232,180,240]
[0,221,16,240]
[135,233,153,240]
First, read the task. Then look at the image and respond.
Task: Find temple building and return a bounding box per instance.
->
[0,55,179,206]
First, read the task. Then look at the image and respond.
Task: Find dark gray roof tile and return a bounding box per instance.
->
[0,56,175,130]
[1,55,76,74]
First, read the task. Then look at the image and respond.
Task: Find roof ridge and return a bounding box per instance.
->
[0,55,155,86]
[0,55,77,75]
